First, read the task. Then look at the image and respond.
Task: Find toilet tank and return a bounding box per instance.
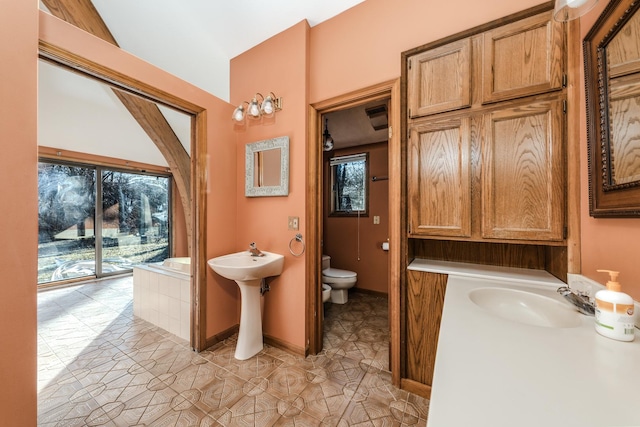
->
[322,255,330,270]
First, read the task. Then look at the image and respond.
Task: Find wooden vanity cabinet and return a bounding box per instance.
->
[404,270,447,398]
[400,2,571,402]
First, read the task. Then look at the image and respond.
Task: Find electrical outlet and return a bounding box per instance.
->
[373,215,380,225]
[288,216,299,230]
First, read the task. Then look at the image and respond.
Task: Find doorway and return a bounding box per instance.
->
[307,79,401,383]
[38,44,208,351]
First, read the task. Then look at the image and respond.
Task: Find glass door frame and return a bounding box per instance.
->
[37,157,173,284]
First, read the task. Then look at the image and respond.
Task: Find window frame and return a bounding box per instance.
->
[329,152,369,217]
[37,158,173,286]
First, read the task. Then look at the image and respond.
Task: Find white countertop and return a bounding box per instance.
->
[408,260,640,427]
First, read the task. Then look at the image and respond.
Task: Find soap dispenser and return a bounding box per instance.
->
[594,270,635,342]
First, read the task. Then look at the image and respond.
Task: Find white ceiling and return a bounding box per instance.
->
[92,0,366,101]
[38,0,368,166]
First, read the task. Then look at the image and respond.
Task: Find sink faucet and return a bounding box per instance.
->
[557,286,595,316]
[249,242,265,257]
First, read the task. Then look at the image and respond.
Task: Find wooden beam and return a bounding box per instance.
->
[41,0,118,45]
[41,0,192,254]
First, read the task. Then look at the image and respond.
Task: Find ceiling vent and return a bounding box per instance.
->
[365,105,388,131]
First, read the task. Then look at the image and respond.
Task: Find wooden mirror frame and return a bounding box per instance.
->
[584,0,640,217]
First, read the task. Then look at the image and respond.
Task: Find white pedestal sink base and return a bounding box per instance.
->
[235,278,263,360]
[206,251,284,361]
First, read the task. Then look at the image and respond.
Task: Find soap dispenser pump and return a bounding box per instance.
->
[594,269,635,342]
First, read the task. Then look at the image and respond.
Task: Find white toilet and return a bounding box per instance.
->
[322,284,331,303]
[322,255,357,304]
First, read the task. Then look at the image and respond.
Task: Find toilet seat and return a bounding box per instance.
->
[320,255,357,304]
[322,268,357,279]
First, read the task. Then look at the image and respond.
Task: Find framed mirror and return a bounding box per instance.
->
[585,0,640,216]
[245,136,289,197]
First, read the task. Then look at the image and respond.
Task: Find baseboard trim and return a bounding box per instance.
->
[400,378,431,400]
[353,287,388,298]
[264,333,306,357]
[202,324,238,351]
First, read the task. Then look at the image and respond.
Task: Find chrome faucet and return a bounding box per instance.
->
[557,286,595,316]
[249,242,265,257]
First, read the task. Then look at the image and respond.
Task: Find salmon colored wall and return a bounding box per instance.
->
[0,1,38,424]
[309,0,546,103]
[38,12,239,341]
[578,0,640,300]
[231,21,309,353]
[323,142,389,294]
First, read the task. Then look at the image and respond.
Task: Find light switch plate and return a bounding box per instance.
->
[288,216,299,230]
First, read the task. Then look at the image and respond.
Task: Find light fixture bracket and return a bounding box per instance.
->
[322,117,334,152]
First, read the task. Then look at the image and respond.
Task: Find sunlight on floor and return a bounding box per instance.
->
[37,277,134,392]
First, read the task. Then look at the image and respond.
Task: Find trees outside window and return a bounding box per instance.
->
[330,153,368,216]
[38,160,171,284]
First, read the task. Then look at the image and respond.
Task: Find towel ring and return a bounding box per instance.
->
[289,233,305,257]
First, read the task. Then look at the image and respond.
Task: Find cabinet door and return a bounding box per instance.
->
[409,116,471,237]
[482,12,564,104]
[481,98,565,241]
[406,270,447,389]
[408,38,471,118]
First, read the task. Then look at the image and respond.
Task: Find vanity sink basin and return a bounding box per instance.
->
[207,251,284,282]
[468,287,581,328]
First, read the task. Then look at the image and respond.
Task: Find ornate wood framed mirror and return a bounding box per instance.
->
[585,0,640,216]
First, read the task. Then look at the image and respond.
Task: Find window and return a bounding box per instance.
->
[330,153,368,216]
[37,160,171,285]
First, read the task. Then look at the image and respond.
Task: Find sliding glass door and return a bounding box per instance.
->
[37,160,171,285]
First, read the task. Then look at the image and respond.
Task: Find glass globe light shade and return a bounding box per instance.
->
[247,98,261,118]
[232,105,245,122]
[553,0,598,21]
[261,97,275,116]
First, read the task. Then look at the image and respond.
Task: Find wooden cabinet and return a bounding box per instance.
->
[481,97,565,241]
[482,12,564,104]
[407,11,563,118]
[400,3,570,400]
[407,38,472,118]
[408,116,471,237]
[404,270,447,398]
[405,9,567,244]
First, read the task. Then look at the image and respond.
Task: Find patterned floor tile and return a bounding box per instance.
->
[37,277,430,426]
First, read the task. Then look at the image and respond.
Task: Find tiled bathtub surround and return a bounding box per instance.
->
[133,263,191,341]
[38,276,429,426]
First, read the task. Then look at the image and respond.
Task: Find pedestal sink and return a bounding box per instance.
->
[207,251,284,360]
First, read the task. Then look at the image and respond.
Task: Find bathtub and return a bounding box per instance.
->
[160,257,191,274]
[133,257,191,341]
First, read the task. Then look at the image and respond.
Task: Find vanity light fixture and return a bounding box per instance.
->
[232,92,283,122]
[553,0,598,21]
[232,101,249,123]
[323,117,334,152]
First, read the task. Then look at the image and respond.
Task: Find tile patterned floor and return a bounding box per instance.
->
[38,276,429,426]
